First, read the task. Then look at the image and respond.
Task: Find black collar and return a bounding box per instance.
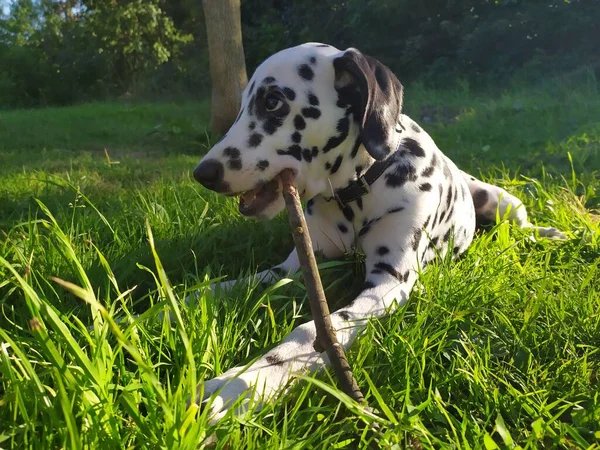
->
[332,157,395,207]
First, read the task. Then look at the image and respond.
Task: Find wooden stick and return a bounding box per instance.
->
[279,169,365,404]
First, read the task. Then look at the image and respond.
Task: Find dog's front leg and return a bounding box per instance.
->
[210,249,302,294]
[196,213,429,423]
[196,270,416,424]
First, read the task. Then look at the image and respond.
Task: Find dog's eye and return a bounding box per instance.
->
[265,95,283,111]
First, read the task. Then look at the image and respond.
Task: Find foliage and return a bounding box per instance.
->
[0,0,192,107]
[241,0,600,81]
[1,0,599,108]
[0,72,599,448]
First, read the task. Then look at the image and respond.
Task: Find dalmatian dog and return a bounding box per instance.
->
[192,43,564,422]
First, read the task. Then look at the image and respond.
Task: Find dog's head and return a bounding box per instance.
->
[194,43,404,219]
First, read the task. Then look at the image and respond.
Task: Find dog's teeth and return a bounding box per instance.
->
[241,191,257,205]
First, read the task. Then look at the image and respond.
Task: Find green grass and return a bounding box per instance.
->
[1,69,599,449]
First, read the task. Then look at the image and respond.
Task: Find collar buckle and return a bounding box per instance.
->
[358,175,370,194]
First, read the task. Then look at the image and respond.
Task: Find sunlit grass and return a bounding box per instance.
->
[1,73,599,448]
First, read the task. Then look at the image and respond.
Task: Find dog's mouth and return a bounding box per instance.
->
[238,170,294,216]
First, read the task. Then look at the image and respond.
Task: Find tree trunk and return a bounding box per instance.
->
[202,0,248,134]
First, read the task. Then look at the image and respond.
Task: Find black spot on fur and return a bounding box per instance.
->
[228,159,242,170]
[356,197,363,210]
[337,311,351,321]
[402,138,426,158]
[377,246,390,256]
[438,210,446,225]
[307,92,320,106]
[294,115,306,130]
[374,262,403,281]
[223,147,240,158]
[249,122,256,130]
[330,155,343,174]
[298,64,314,81]
[277,145,302,161]
[446,187,453,210]
[283,87,296,101]
[359,225,371,237]
[388,206,405,214]
[362,281,375,291]
[445,205,455,223]
[323,117,350,153]
[412,228,422,251]
[311,147,319,158]
[419,183,432,192]
[325,162,331,170]
[443,228,452,243]
[264,113,288,135]
[248,133,263,148]
[337,223,348,233]
[340,204,354,222]
[266,354,284,366]
[403,271,410,282]
[316,44,331,47]
[292,132,302,144]
[302,148,313,162]
[473,189,489,209]
[256,160,270,171]
[385,164,417,188]
[423,215,432,229]
[443,163,453,181]
[421,165,435,177]
[302,107,321,119]
[350,136,361,158]
[263,76,275,84]
[309,56,317,65]
[337,116,350,134]
[411,123,421,133]
[248,81,256,96]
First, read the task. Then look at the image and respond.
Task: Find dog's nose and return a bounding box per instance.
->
[193,160,224,189]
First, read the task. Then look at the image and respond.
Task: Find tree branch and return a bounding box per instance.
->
[279,169,365,404]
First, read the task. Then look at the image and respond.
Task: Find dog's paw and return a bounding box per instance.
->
[192,360,291,424]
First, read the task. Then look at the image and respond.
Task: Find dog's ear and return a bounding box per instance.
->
[333,48,403,160]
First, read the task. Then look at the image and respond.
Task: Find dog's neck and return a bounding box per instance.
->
[303,122,376,200]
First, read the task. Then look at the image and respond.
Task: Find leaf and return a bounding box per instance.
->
[483,433,500,449]
[495,414,514,447]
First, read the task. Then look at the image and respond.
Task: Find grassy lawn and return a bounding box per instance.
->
[1,69,599,449]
